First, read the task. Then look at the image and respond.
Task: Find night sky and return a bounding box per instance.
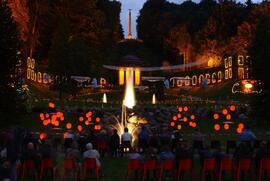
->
[118,0,260,38]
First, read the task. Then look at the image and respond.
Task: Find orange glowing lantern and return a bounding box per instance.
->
[88,117,92,122]
[236,127,243,134]
[214,124,220,131]
[79,117,84,122]
[48,102,55,108]
[170,122,175,127]
[45,113,50,118]
[77,125,83,132]
[178,106,183,112]
[226,114,231,120]
[173,116,177,121]
[39,133,47,140]
[222,109,228,115]
[183,106,188,112]
[224,123,229,130]
[86,111,92,118]
[190,115,195,120]
[229,105,236,111]
[96,117,101,123]
[60,116,64,121]
[66,123,72,129]
[51,115,57,120]
[192,122,197,128]
[40,113,44,119]
[177,125,182,130]
[94,125,101,130]
[177,114,182,119]
[238,123,245,129]
[85,121,90,125]
[54,120,59,127]
[189,122,193,127]
[43,120,49,126]
[213,113,219,120]
[56,112,62,118]
[183,117,188,122]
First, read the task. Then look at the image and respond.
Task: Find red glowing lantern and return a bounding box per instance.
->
[40,113,44,119]
[178,106,183,112]
[213,113,219,120]
[51,115,57,120]
[238,123,245,129]
[236,127,243,134]
[177,125,182,130]
[214,124,220,131]
[170,122,175,127]
[224,123,229,130]
[173,116,177,121]
[94,125,101,130]
[192,122,197,128]
[39,133,47,140]
[183,117,188,122]
[79,117,84,122]
[226,114,231,120]
[229,105,236,111]
[177,114,182,119]
[222,109,228,115]
[183,106,188,112]
[66,123,72,129]
[189,122,193,127]
[60,116,64,121]
[54,120,59,127]
[86,111,92,118]
[190,115,195,120]
[96,117,101,122]
[45,113,50,118]
[88,117,92,122]
[85,121,90,125]
[56,112,63,118]
[43,120,49,126]
[48,102,55,108]
[77,125,83,132]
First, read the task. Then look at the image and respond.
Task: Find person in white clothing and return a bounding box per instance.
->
[121,128,132,156]
[83,143,101,167]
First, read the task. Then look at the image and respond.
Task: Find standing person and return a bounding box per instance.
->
[121,128,132,157]
[109,129,120,157]
[138,126,149,153]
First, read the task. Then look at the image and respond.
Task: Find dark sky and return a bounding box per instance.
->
[118,0,260,38]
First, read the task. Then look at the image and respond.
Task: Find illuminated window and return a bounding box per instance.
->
[225,70,228,79]
[238,55,244,66]
[228,57,232,67]
[224,58,228,68]
[238,68,244,80]
[229,68,232,79]
[192,75,197,85]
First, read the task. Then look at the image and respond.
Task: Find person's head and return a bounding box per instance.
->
[113,129,118,135]
[124,127,129,133]
[27,142,34,150]
[86,143,93,150]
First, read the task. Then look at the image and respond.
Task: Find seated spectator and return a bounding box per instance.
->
[138,126,149,153]
[199,144,214,165]
[109,129,120,158]
[39,139,57,167]
[83,143,101,168]
[175,142,193,168]
[22,142,40,167]
[171,131,183,151]
[66,142,80,161]
[128,148,141,160]
[213,145,228,168]
[234,141,253,161]
[143,147,158,160]
[238,126,257,144]
[255,141,270,168]
[160,146,175,160]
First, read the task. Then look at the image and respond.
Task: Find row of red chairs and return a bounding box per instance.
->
[18,158,100,180]
[126,158,270,181]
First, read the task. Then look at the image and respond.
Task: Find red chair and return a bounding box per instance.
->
[40,158,58,179]
[142,160,158,181]
[235,159,252,181]
[218,158,234,181]
[83,158,100,180]
[61,159,79,181]
[97,141,108,156]
[177,159,193,181]
[158,159,174,181]
[126,159,141,181]
[200,158,217,181]
[22,160,38,180]
[258,158,270,181]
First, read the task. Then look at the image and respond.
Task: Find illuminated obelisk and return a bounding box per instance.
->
[127,9,133,40]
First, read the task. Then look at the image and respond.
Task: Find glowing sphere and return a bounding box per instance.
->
[79,117,84,122]
[183,106,188,112]
[94,125,101,130]
[238,123,245,129]
[88,117,92,122]
[96,117,101,122]
[214,124,220,131]
[48,102,55,108]
[39,133,47,140]
[229,105,236,111]
[226,114,231,120]
[236,127,243,134]
[177,114,182,119]
[178,106,183,112]
[224,123,229,130]
[85,121,90,125]
[173,116,177,121]
[45,113,50,118]
[183,117,188,122]
[170,122,175,127]
[66,123,72,129]
[213,113,219,120]
[244,83,253,89]
[54,120,59,127]
[190,115,195,120]
[177,125,182,130]
[77,125,83,132]
[222,109,228,115]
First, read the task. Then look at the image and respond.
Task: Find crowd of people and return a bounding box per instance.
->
[0,125,270,180]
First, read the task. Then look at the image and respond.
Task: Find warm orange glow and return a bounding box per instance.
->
[79,117,84,122]
[60,116,64,121]
[189,122,193,127]
[85,121,90,125]
[177,114,182,118]
[86,111,92,118]
[45,113,50,118]
[214,124,220,131]
[54,120,59,127]
[222,109,228,115]
[173,116,177,121]
[183,106,188,112]
[40,113,44,119]
[170,122,175,127]
[135,69,141,86]
[119,69,125,85]
[177,125,182,130]
[183,117,188,122]
[96,117,101,122]
[48,102,55,108]
[213,113,219,120]
[192,122,197,128]
[88,117,92,122]
[94,125,101,130]
[43,120,49,126]
[66,123,72,129]
[178,106,183,112]
[77,125,83,132]
[51,115,57,121]
[236,127,243,134]
[226,114,231,120]
[224,123,229,130]
[56,112,63,118]
[229,105,236,111]
[238,123,245,129]
[39,133,47,140]
[190,115,195,120]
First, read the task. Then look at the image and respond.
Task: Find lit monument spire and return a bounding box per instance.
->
[127,9,133,40]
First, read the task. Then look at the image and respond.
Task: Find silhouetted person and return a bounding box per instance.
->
[109,129,120,157]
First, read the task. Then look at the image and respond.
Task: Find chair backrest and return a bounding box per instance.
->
[41,158,52,169]
[160,159,174,170]
[220,158,233,171]
[23,160,35,169]
[260,158,270,170]
[238,159,252,170]
[203,158,216,171]
[84,158,97,169]
[144,160,157,170]
[128,159,141,170]
[179,159,192,171]
[63,159,76,169]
